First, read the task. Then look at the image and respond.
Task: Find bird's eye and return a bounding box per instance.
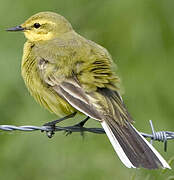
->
[34,23,41,29]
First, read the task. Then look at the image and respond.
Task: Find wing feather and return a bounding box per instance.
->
[50,78,102,120]
[45,72,131,125]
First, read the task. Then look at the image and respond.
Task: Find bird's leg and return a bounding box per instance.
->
[43,112,77,138]
[43,112,77,126]
[73,116,90,128]
[65,116,90,136]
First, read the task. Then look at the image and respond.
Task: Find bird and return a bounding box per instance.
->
[6,11,171,169]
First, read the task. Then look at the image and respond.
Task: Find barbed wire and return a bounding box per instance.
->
[0,120,173,152]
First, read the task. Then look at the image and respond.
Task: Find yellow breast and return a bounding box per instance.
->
[21,41,75,117]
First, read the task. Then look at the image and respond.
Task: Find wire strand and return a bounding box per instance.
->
[0,120,173,151]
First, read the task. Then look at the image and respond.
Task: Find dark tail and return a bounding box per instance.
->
[101,119,171,169]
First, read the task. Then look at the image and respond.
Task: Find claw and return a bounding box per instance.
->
[42,112,77,138]
[43,115,90,138]
[46,131,55,138]
[65,130,72,136]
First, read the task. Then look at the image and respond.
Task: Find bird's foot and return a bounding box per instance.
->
[42,112,77,138]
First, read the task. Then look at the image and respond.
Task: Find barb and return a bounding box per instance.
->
[0,120,173,152]
[140,120,174,152]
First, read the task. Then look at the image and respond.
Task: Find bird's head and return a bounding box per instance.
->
[6,12,73,42]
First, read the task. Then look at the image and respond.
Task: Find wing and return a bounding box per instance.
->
[43,69,132,125]
[47,74,102,121]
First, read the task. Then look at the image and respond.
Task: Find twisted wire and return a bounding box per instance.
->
[0,120,173,151]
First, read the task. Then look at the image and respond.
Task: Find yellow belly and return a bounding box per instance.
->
[21,43,75,117]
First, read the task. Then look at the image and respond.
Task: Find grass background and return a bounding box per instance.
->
[0,0,174,179]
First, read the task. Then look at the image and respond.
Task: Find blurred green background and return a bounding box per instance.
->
[0,0,174,179]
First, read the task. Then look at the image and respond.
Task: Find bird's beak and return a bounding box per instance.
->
[6,25,25,32]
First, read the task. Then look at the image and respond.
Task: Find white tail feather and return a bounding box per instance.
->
[101,121,171,169]
[101,121,136,168]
